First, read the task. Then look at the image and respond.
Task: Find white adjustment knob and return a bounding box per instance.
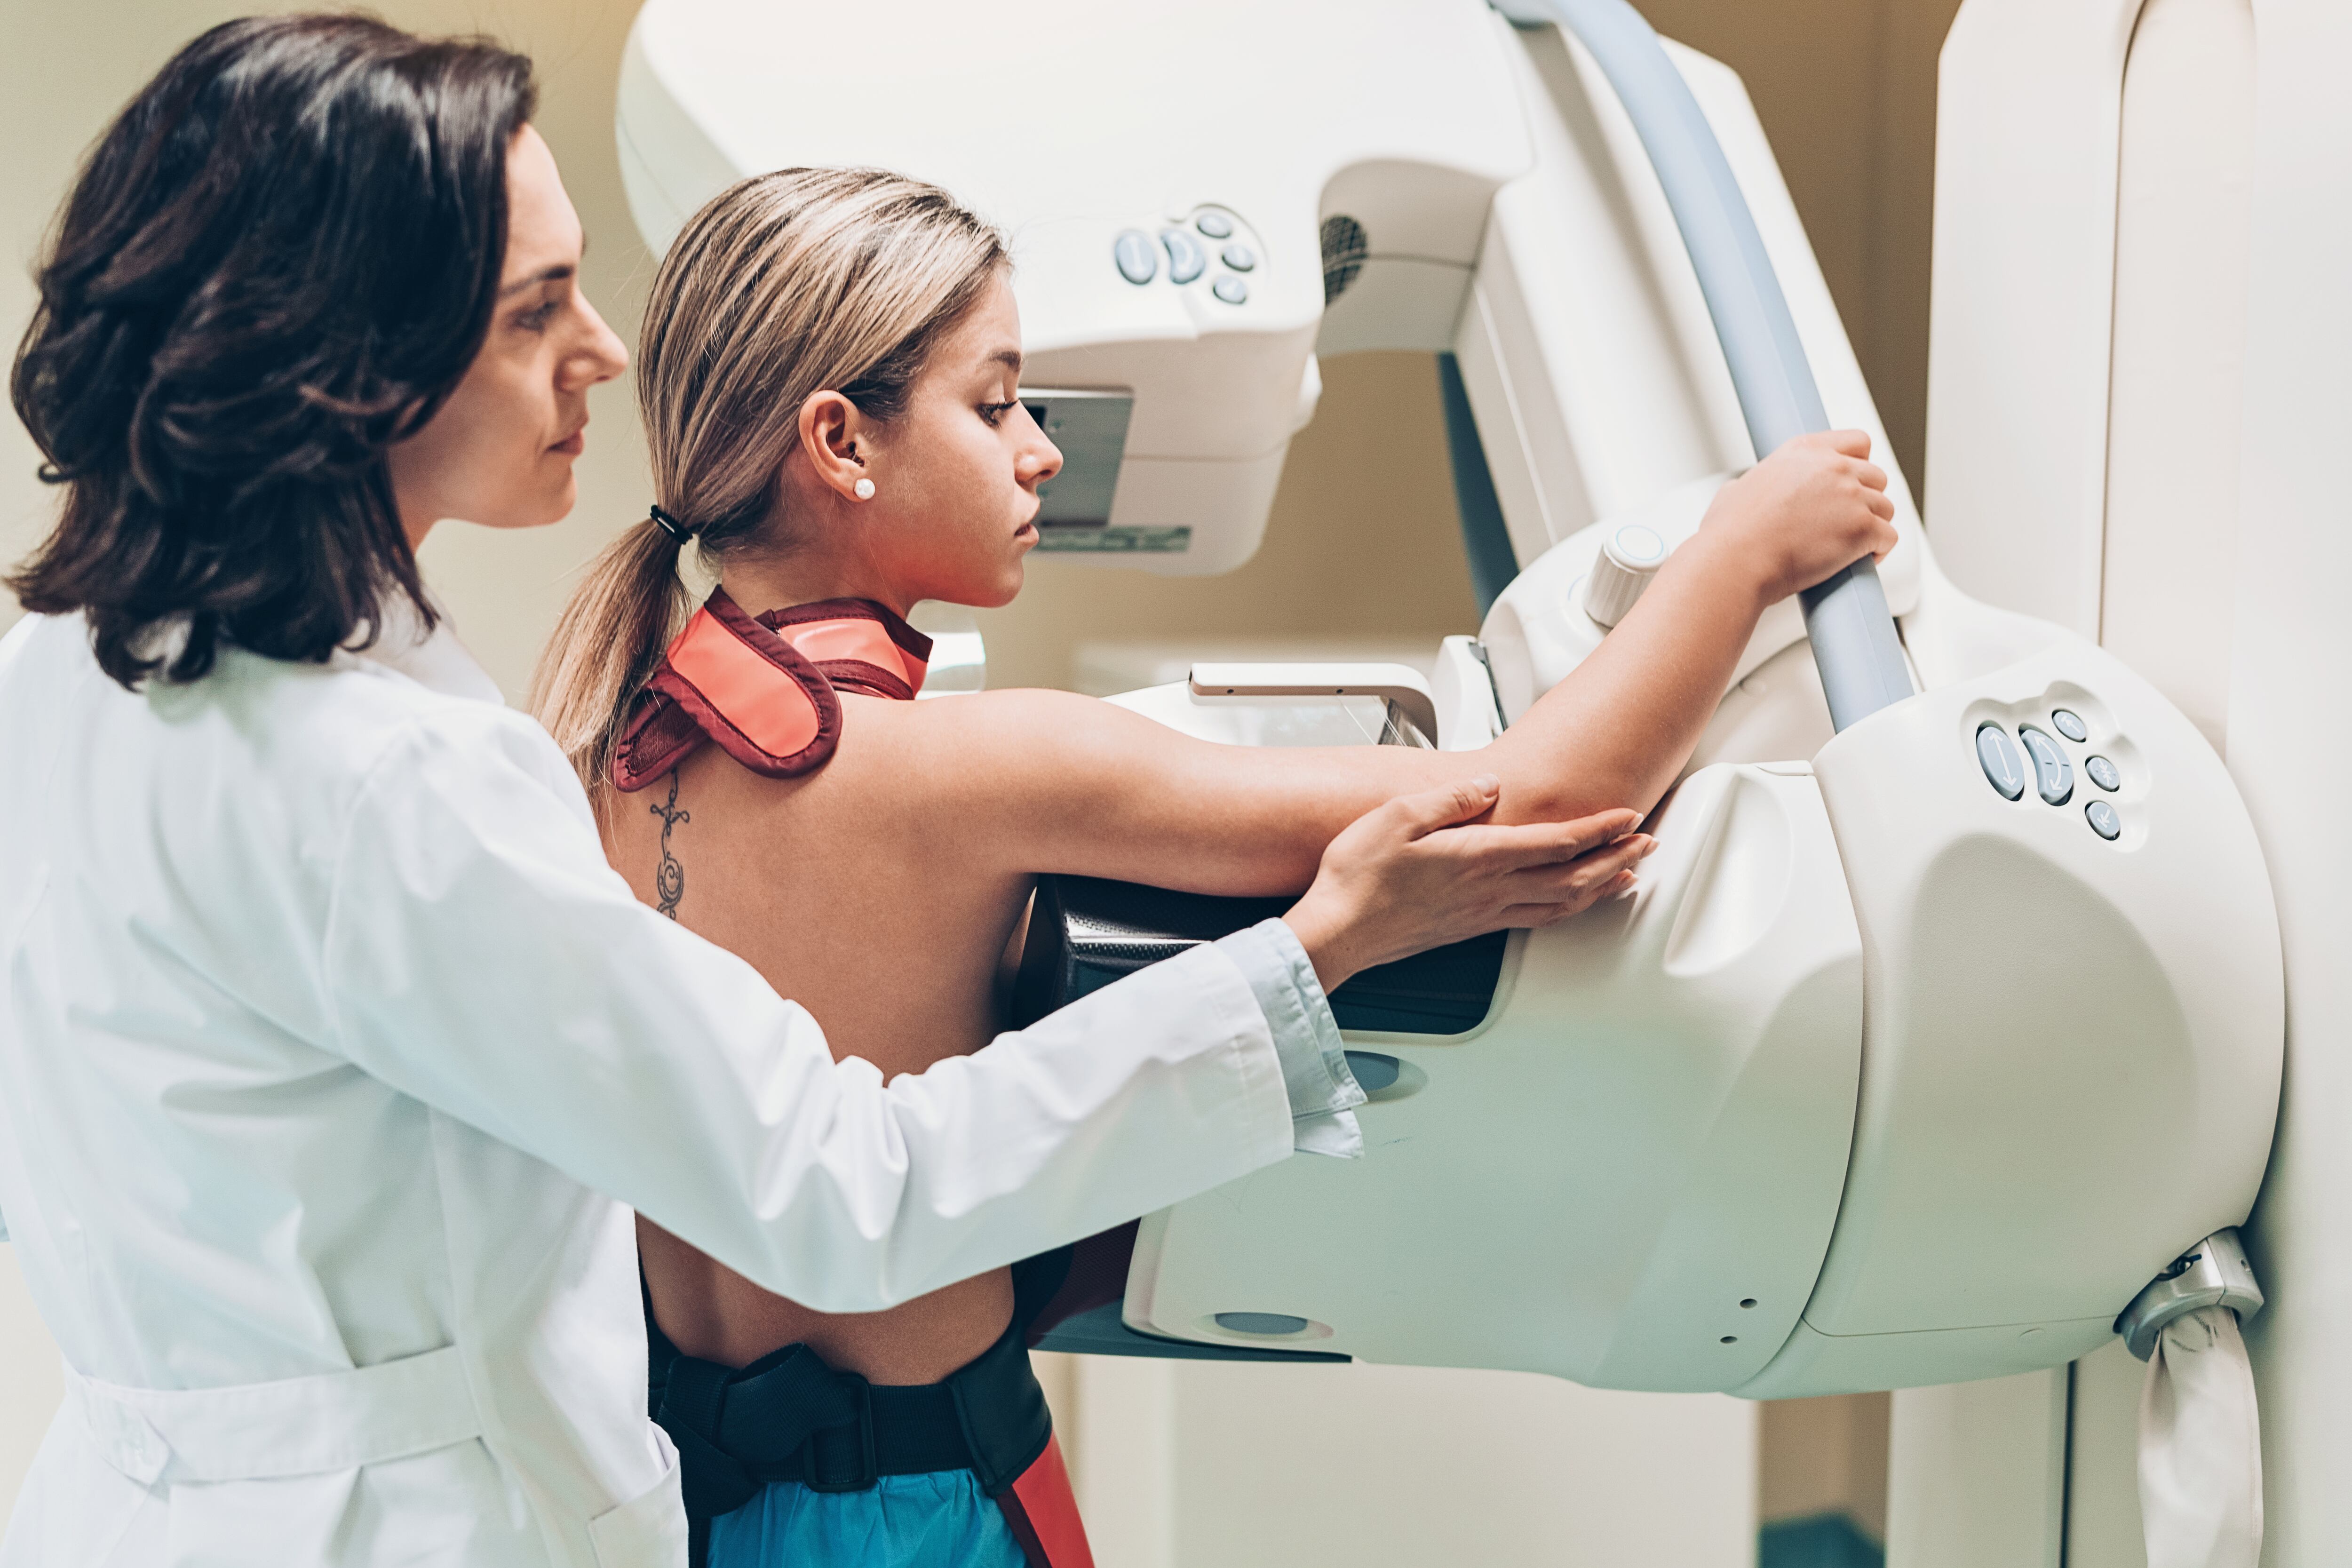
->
[1581,523,1669,628]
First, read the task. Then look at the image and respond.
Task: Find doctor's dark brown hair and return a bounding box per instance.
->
[7,14,537,687]
[530,168,1005,791]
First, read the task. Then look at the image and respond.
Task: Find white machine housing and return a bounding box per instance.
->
[620,0,2281,1397]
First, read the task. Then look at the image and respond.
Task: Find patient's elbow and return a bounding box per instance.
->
[1504,771,1665,828]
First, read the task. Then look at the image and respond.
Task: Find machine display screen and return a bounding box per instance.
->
[1018,387,1133,531]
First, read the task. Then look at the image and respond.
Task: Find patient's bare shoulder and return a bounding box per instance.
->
[857,685,1181,789]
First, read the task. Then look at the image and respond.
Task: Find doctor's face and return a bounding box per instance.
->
[388,127,630,546]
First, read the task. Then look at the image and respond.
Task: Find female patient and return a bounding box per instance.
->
[533,169,1893,1568]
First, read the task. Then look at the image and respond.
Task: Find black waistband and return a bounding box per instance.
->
[646,1246,1075,1524]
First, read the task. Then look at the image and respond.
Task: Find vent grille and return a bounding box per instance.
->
[1319,214,1368,305]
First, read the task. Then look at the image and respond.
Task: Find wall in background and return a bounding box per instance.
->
[1762,1391,1893,1541]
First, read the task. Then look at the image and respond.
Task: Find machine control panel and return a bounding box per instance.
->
[1973,705,2132,842]
[1112,206,1260,306]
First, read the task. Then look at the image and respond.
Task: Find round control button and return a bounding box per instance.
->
[2086,754,2121,792]
[1113,230,1157,285]
[1212,273,1248,304]
[1582,524,1668,628]
[2019,726,2074,806]
[2086,799,2122,840]
[1160,229,1207,285]
[1976,724,2026,801]
[1221,243,1257,272]
[1195,210,1235,239]
[2052,709,2089,742]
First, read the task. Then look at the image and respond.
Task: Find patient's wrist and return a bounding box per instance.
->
[1674,525,1776,612]
[1280,905,1359,995]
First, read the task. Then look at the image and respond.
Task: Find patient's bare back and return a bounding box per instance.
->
[609,694,1038,1385]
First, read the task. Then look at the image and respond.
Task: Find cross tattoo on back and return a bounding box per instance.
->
[651,772,690,919]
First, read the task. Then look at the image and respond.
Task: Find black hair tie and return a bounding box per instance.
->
[649,504,697,543]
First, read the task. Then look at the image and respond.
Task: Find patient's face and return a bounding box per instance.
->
[868,272,1060,607]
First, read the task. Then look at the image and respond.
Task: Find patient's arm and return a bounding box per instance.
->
[935,431,1897,898]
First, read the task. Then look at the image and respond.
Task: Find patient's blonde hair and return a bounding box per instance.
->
[530,167,1006,789]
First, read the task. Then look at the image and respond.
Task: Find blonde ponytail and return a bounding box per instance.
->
[529,167,1007,791]
[528,517,688,786]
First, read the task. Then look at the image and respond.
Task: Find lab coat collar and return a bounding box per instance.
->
[353,590,505,706]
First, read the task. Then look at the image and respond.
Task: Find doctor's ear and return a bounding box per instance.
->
[796,390,881,502]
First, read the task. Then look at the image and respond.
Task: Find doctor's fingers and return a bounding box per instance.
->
[1445,814,1651,869]
[1497,869,1641,929]
[1371,774,1507,841]
[1501,836,1653,902]
[1435,810,1644,866]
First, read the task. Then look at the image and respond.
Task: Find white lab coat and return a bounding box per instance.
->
[0,610,1310,1567]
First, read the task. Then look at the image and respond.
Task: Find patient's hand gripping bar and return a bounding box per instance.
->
[1495,0,1916,732]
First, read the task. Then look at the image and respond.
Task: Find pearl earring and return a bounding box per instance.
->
[853,478,876,501]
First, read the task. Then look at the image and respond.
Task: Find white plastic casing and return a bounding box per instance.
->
[1112,573,2279,1397]
[618,0,1923,576]
[619,0,1528,573]
[1739,637,2280,1394]
[1103,689,1869,1392]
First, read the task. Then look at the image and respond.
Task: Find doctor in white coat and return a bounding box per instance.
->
[0,16,1652,1568]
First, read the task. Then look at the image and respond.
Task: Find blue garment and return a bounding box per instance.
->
[707,1472,1028,1568]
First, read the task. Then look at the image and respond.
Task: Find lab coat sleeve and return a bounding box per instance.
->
[1218,918,1367,1158]
[319,706,1302,1313]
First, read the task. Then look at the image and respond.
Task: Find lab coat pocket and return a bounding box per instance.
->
[587,1433,687,1568]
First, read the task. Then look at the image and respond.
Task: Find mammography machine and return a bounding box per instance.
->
[616,0,2279,1419]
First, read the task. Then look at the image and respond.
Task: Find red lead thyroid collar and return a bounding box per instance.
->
[611,589,933,793]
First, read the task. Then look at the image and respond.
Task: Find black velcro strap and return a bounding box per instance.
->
[654,1354,762,1519]
[647,1302,1053,1512]
[946,1318,1053,1496]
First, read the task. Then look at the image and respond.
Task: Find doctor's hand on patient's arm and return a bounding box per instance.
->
[1281,777,1654,994]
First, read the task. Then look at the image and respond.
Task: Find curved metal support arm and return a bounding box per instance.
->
[1492,0,1915,731]
[2116,1228,2266,1362]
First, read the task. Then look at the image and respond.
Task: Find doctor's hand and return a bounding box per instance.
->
[1282,778,1654,995]
[1698,428,1898,605]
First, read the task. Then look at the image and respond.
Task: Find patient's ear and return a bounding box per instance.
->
[797,390,876,502]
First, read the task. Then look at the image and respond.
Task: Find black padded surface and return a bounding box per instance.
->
[1011,876,1508,1035]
